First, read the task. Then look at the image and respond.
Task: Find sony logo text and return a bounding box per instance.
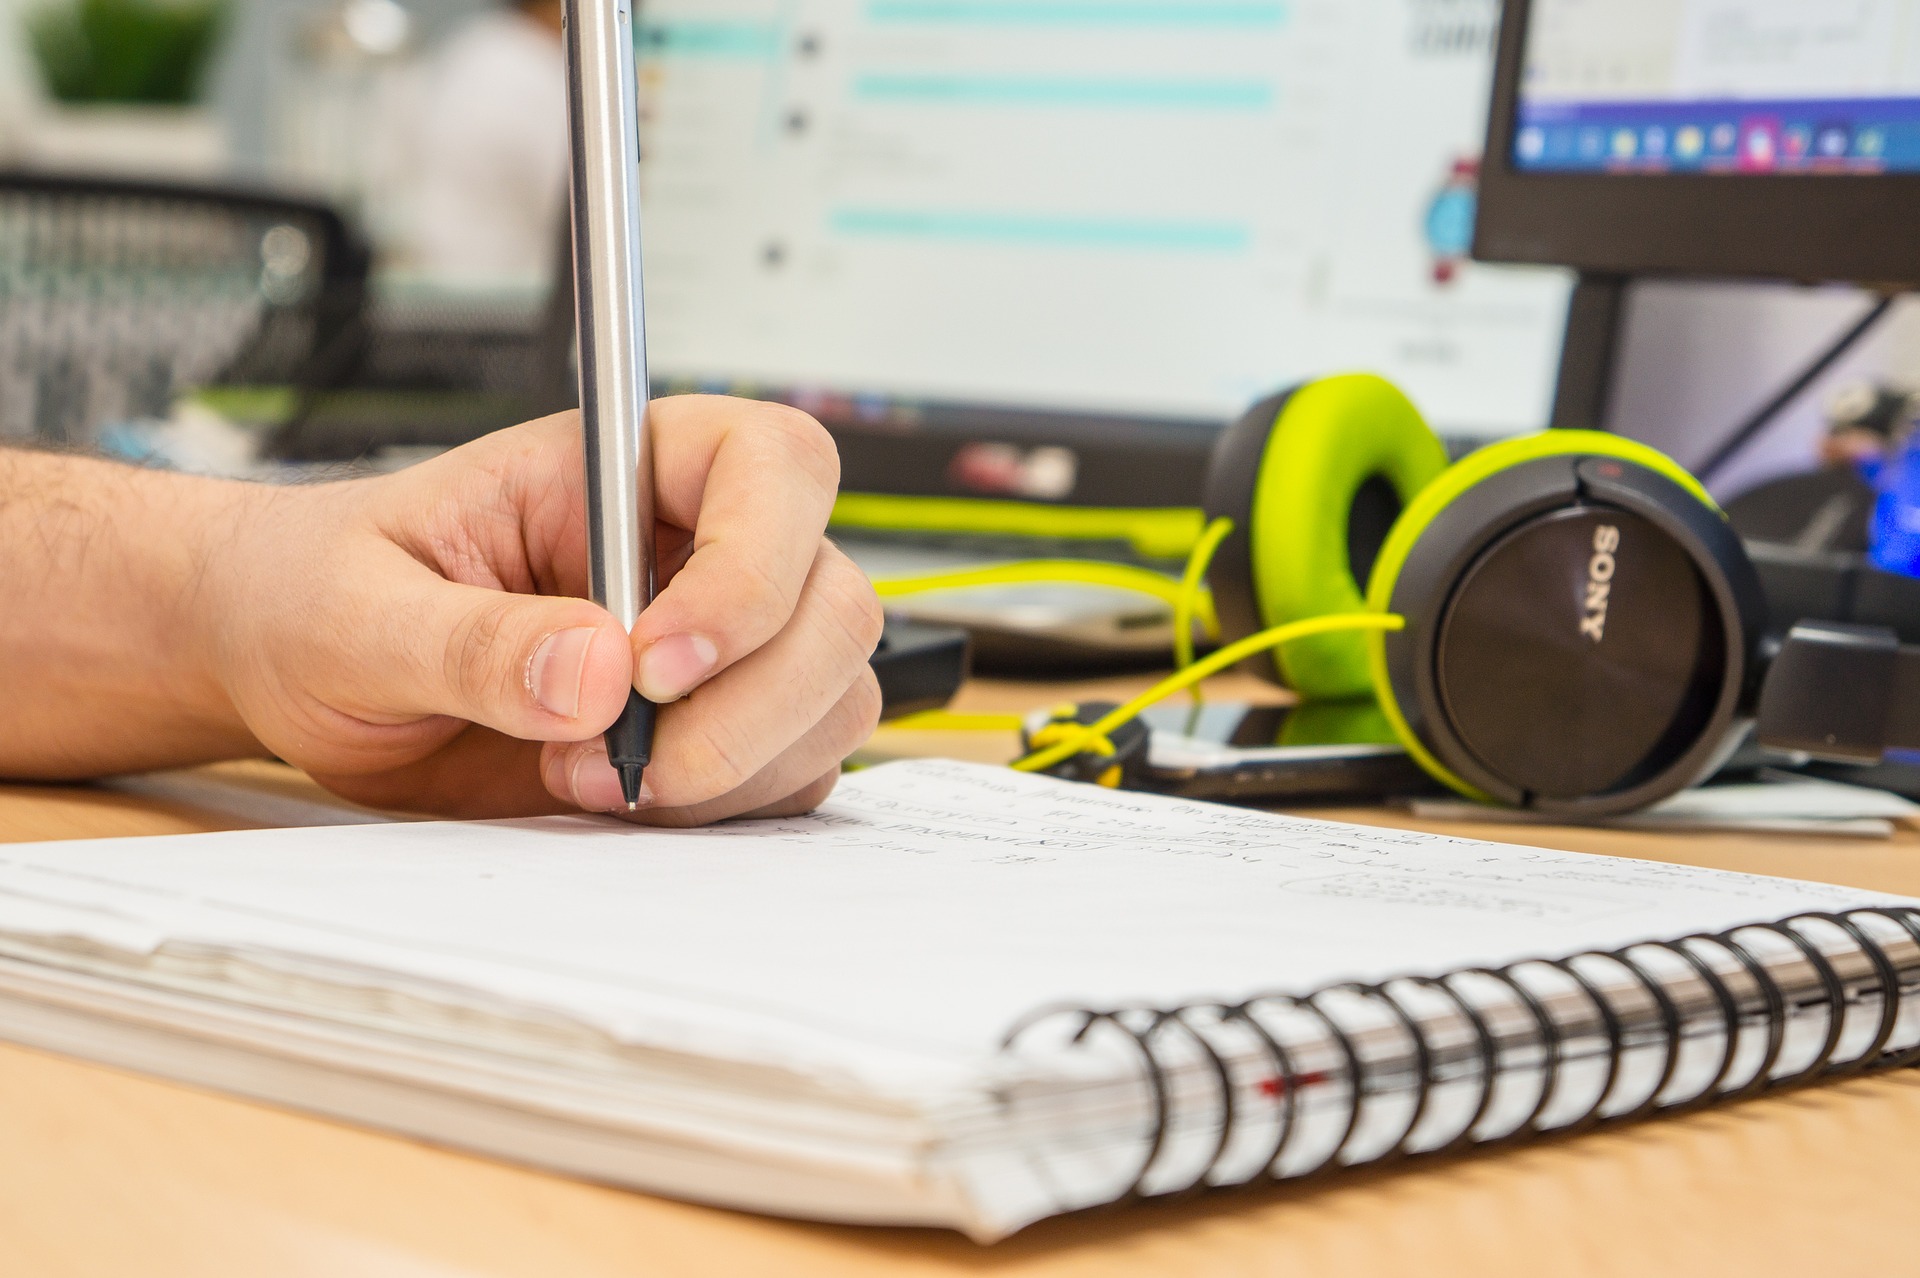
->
[1580,525,1619,643]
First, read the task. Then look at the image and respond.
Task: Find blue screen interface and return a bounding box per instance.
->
[1514,0,1920,174]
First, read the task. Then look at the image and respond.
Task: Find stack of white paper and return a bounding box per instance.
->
[0,760,1909,1239]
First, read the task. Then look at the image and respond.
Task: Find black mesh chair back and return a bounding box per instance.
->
[269,204,578,461]
[0,172,370,444]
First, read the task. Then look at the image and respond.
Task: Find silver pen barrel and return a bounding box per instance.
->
[565,0,654,631]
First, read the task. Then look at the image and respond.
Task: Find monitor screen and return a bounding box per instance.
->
[633,0,1571,442]
[1513,0,1920,175]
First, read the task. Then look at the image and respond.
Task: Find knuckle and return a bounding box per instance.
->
[444,597,521,711]
[814,545,885,657]
[637,805,712,830]
[793,770,842,810]
[854,582,886,655]
[747,402,840,491]
[758,772,840,819]
[796,771,842,809]
[727,543,794,618]
[666,706,762,801]
[841,665,884,743]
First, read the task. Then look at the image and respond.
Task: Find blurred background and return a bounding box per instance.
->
[0,0,577,467]
[2,0,1918,504]
[0,0,561,286]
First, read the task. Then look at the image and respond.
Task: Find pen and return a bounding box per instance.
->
[563,0,656,808]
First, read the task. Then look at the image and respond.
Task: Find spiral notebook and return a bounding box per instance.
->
[0,759,1916,1241]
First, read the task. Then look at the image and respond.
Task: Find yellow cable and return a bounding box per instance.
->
[871,560,1218,637]
[1173,515,1235,701]
[887,710,1027,732]
[1010,612,1405,774]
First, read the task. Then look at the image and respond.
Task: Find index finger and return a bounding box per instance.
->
[627,396,845,701]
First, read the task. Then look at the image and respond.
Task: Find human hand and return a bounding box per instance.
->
[205,399,882,823]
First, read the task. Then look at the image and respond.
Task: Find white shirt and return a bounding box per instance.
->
[400,11,567,287]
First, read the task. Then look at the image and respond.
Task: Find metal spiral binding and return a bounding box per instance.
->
[999,905,1920,1205]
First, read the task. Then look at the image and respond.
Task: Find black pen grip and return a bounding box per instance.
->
[604,690,657,806]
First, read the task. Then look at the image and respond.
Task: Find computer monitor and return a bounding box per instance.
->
[1478,0,1920,285]
[633,0,1572,510]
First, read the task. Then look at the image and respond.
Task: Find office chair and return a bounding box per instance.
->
[270,208,579,461]
[0,172,370,444]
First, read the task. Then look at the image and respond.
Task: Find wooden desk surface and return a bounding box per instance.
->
[5,676,1920,1277]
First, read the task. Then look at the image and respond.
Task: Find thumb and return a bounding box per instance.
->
[359,573,634,741]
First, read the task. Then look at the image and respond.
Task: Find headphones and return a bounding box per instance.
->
[1188,372,1920,817]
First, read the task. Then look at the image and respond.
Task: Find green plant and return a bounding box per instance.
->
[27,0,228,105]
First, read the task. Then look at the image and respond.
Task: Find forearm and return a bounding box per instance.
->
[0,450,263,778]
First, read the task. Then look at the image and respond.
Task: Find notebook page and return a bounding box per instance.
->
[0,759,1903,1095]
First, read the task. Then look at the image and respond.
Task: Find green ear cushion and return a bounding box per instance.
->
[1245,374,1448,698]
[1362,429,1717,802]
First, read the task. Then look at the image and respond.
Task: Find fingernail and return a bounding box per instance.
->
[570,747,651,811]
[529,627,600,719]
[636,633,719,702]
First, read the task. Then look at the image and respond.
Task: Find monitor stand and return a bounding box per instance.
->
[1548,272,1630,432]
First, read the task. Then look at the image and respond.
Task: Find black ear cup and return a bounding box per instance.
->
[1376,454,1768,816]
[1199,376,1449,696]
[1198,381,1756,814]
[1201,387,1297,662]
[1205,385,1420,648]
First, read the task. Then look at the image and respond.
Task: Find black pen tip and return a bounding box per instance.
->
[617,763,645,810]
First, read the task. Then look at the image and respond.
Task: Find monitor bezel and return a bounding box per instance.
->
[1474,0,1920,286]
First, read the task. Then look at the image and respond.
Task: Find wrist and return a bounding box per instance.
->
[180,475,280,757]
